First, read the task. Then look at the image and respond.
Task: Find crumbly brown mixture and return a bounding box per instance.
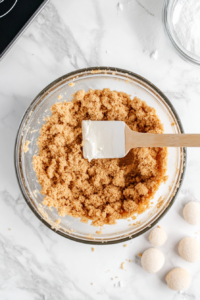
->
[33,89,167,226]
[23,140,30,153]
[96,230,102,234]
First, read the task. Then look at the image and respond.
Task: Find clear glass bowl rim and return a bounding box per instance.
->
[14,66,187,245]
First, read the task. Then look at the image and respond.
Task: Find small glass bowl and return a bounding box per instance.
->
[15,67,186,245]
[163,0,200,66]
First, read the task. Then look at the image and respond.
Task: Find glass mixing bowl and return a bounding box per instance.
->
[163,0,200,66]
[15,67,186,244]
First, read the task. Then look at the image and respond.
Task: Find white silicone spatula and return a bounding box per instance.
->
[82,120,200,161]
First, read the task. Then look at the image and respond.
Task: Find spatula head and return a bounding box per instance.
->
[82,120,125,161]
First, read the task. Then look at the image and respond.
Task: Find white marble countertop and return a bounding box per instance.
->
[1,0,200,299]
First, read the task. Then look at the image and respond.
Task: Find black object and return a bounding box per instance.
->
[0,0,49,60]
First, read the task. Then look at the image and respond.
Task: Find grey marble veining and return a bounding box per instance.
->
[0,0,200,299]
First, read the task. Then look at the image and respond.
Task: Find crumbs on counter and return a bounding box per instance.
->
[124,244,127,247]
[96,230,102,234]
[58,95,63,100]
[92,247,95,252]
[121,262,125,270]
[138,253,142,258]
[125,80,129,84]
[55,219,61,225]
[68,82,75,87]
[171,122,175,126]
[23,141,30,153]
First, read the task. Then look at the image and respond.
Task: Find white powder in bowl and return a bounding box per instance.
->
[172,0,200,58]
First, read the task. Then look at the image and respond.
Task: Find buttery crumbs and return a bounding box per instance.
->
[33,88,167,226]
[23,140,30,153]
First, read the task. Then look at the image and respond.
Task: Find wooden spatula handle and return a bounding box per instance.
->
[125,125,200,153]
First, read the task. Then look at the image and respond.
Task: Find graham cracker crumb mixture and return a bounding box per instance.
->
[23,140,30,153]
[33,89,167,226]
[68,83,75,87]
